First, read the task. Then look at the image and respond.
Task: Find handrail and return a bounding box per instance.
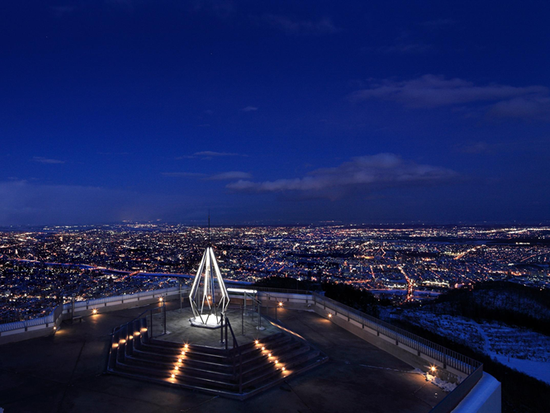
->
[313,292,482,375]
[251,286,314,295]
[1,286,182,332]
[223,315,243,394]
[111,303,164,337]
[312,292,485,412]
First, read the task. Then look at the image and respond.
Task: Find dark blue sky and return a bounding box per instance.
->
[1,1,549,225]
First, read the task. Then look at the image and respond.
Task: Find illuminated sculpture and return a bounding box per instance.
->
[189,246,230,328]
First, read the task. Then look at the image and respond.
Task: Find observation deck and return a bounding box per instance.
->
[0,288,500,412]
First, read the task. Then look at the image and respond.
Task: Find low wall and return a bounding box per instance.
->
[308,293,499,413]
[0,287,185,345]
[257,292,314,310]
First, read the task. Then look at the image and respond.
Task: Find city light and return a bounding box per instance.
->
[3,224,550,324]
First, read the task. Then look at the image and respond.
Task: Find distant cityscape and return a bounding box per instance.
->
[1,223,549,323]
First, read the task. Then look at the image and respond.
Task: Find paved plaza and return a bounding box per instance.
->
[0,301,444,412]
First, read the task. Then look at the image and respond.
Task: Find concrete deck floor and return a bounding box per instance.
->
[0,301,444,412]
[151,307,282,347]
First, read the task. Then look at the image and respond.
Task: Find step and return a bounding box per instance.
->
[123,355,236,383]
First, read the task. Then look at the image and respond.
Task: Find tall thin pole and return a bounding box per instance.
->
[207,210,211,246]
[179,279,182,311]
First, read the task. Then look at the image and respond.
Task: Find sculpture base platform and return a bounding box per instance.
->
[189,315,222,329]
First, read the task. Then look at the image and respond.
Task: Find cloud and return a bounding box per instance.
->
[194,151,243,157]
[349,75,550,120]
[162,172,207,178]
[242,106,258,112]
[488,96,550,121]
[0,181,127,225]
[0,180,210,226]
[376,42,432,54]
[371,30,433,55]
[227,154,457,199]
[455,141,490,154]
[163,171,251,180]
[178,151,248,160]
[262,14,340,35]
[419,19,455,29]
[33,157,65,164]
[208,171,252,180]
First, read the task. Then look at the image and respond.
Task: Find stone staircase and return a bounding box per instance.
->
[107,317,328,400]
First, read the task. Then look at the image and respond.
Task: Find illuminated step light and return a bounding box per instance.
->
[174,366,179,371]
[178,358,182,363]
[328,313,333,318]
[184,344,189,349]
[268,353,272,357]
[255,340,259,345]
[92,309,98,315]
[261,346,265,351]
[171,373,175,378]
[430,366,437,373]
[278,302,283,307]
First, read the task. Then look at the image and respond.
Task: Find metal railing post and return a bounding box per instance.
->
[163,302,167,335]
[225,319,228,350]
[220,313,224,345]
[150,309,153,338]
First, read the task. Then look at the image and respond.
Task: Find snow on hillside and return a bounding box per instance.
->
[397,309,550,385]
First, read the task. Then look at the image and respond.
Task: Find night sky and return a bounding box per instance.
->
[1,1,549,226]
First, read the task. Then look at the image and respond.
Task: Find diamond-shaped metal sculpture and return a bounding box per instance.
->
[189,246,230,328]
